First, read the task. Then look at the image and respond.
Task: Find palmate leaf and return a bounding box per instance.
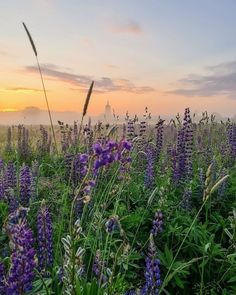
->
[75,279,106,295]
[31,277,52,294]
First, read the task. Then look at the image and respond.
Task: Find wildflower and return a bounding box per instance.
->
[19,164,32,207]
[144,145,155,188]
[92,250,107,285]
[105,216,119,233]
[182,187,192,211]
[62,219,85,294]
[0,262,5,294]
[5,127,12,153]
[155,119,165,161]
[151,210,164,236]
[37,200,53,272]
[5,161,17,190]
[141,235,161,295]
[5,220,36,294]
[6,188,18,213]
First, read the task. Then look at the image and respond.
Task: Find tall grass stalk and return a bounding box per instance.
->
[22,22,58,153]
[78,81,94,138]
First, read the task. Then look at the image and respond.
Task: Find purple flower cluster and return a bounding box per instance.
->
[38,125,51,155]
[139,121,147,139]
[0,262,5,294]
[127,120,135,140]
[5,220,36,294]
[227,123,236,158]
[58,121,72,153]
[173,108,193,183]
[183,108,193,179]
[105,216,119,233]
[17,125,30,159]
[19,164,32,207]
[92,250,107,284]
[144,145,155,189]
[182,187,192,211]
[155,119,165,161]
[217,168,228,200]
[37,201,53,272]
[5,189,18,213]
[151,211,164,236]
[65,153,89,187]
[141,235,161,295]
[5,161,17,190]
[93,140,132,174]
[5,127,12,153]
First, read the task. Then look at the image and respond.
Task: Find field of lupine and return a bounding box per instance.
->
[0,108,236,295]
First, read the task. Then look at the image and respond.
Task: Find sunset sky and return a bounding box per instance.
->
[1,0,236,118]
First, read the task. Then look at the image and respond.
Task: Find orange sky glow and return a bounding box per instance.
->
[1,1,236,120]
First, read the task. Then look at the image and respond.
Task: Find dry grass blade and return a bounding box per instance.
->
[22,22,37,57]
[22,22,57,153]
[83,81,94,117]
[209,175,229,197]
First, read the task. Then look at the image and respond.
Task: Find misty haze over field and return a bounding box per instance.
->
[0,106,233,125]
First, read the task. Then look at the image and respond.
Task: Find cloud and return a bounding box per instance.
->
[169,61,236,97]
[24,63,154,94]
[0,50,7,56]
[109,21,142,35]
[0,87,43,94]
[105,64,119,69]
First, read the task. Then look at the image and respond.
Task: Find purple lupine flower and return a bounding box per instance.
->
[155,119,165,161]
[73,121,78,145]
[0,262,5,294]
[5,127,12,153]
[198,167,205,193]
[22,126,29,157]
[64,153,89,187]
[127,119,135,141]
[183,108,193,179]
[139,121,147,141]
[37,200,53,272]
[5,161,17,190]
[171,146,179,183]
[31,160,39,199]
[5,220,36,294]
[38,125,51,155]
[7,207,29,228]
[93,139,132,178]
[141,235,161,295]
[0,159,4,174]
[18,125,30,159]
[151,210,164,236]
[105,216,119,233]
[0,177,5,200]
[175,108,193,182]
[92,250,107,284]
[217,168,228,200]
[6,188,18,213]
[176,127,186,182]
[144,145,155,189]
[182,187,192,211]
[227,123,236,157]
[19,164,32,207]
[71,153,89,187]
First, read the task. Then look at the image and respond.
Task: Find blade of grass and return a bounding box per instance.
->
[22,22,58,153]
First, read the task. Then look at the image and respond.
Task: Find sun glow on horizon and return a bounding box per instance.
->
[0,108,18,112]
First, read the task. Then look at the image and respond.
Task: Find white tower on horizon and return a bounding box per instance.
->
[105,100,112,123]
